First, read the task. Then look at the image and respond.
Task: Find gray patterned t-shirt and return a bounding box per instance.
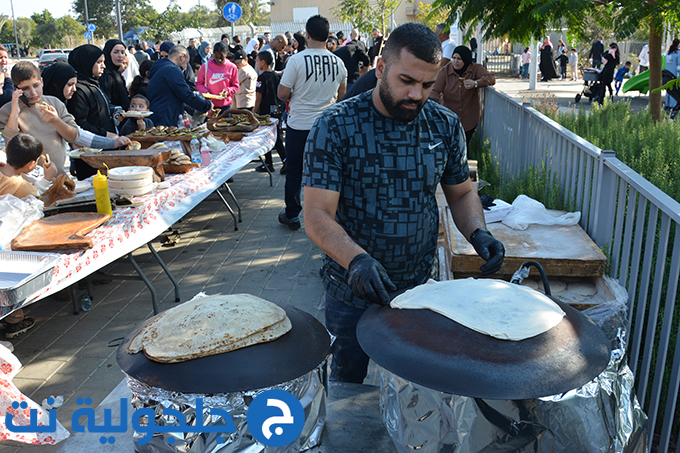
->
[303,91,470,308]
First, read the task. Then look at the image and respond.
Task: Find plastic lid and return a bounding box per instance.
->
[192,135,197,139]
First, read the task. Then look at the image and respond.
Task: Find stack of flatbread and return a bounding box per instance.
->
[128,294,292,363]
[390,279,565,341]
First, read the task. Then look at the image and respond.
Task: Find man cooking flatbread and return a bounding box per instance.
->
[303,23,505,383]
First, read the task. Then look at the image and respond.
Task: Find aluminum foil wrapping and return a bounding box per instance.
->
[126,357,328,453]
[379,301,648,453]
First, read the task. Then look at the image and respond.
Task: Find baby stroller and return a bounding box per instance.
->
[575,68,605,104]
[662,69,680,119]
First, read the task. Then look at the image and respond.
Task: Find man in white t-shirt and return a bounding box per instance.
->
[277,14,348,230]
[435,23,456,66]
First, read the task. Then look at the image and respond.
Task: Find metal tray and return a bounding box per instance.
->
[0,252,61,306]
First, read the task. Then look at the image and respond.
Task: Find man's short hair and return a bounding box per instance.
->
[213,41,228,55]
[257,50,273,67]
[131,94,150,108]
[306,15,330,42]
[11,61,40,85]
[233,35,241,44]
[135,43,144,51]
[168,45,187,59]
[382,23,442,65]
[6,133,43,170]
[221,33,230,40]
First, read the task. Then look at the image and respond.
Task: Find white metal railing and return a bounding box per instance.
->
[480,87,680,452]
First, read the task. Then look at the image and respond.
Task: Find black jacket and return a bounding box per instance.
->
[589,41,605,63]
[146,58,212,127]
[334,40,371,84]
[99,67,130,111]
[67,74,116,137]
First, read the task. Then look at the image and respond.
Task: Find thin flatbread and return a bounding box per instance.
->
[128,294,292,362]
[390,279,565,341]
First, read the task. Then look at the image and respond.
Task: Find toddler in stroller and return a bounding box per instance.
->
[575,68,605,104]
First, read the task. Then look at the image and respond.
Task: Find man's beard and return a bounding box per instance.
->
[378,68,425,123]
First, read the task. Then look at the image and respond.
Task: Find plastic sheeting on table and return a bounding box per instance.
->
[126,357,328,452]
[379,302,648,453]
[0,344,69,445]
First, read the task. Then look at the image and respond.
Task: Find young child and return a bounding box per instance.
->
[555,50,569,80]
[0,61,79,175]
[254,51,286,174]
[119,94,154,136]
[0,133,56,198]
[615,61,632,95]
[1,134,58,338]
[569,48,579,81]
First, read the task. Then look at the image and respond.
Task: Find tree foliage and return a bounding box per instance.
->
[0,19,33,47]
[71,0,155,39]
[141,1,185,42]
[416,2,451,32]
[433,0,680,120]
[331,0,403,35]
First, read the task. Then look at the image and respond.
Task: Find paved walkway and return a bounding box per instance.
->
[0,76,651,452]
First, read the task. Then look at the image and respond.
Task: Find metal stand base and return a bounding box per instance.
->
[70,241,180,315]
[215,182,243,231]
[259,155,273,187]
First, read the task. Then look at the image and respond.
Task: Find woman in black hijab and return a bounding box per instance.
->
[539,36,558,81]
[429,45,496,146]
[67,44,119,179]
[99,39,130,111]
[42,62,77,104]
[42,61,130,153]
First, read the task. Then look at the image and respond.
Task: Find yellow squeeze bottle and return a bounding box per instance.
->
[93,170,113,216]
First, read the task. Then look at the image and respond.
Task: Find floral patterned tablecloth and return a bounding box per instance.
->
[5,124,276,317]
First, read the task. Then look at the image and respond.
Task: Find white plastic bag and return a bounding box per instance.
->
[502,195,580,230]
[0,194,44,250]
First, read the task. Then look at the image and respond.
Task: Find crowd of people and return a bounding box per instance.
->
[0,18,504,349]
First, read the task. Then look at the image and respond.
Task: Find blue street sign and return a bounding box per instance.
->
[84,32,92,40]
[222,2,242,22]
[87,23,96,32]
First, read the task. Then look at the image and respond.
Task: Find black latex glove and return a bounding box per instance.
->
[479,194,496,210]
[347,253,397,306]
[470,228,505,275]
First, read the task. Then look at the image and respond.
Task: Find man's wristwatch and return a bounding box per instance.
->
[474,81,478,88]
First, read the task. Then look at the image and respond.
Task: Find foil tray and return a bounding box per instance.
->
[0,252,60,306]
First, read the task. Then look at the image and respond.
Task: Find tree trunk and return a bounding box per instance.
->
[649,15,663,122]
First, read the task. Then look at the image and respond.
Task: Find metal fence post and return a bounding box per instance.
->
[591,150,617,250]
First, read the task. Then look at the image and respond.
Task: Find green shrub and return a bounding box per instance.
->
[547,101,680,203]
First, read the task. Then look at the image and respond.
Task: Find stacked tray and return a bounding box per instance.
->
[108,166,154,197]
[0,252,60,306]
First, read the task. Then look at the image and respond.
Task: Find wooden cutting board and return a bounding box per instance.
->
[441,207,606,278]
[80,150,166,169]
[11,213,111,251]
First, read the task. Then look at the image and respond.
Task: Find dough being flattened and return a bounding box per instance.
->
[128,294,292,362]
[390,279,565,341]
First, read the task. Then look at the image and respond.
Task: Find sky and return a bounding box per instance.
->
[8,0,203,20]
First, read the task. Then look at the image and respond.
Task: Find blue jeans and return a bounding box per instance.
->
[324,293,370,383]
[522,63,529,78]
[283,126,310,219]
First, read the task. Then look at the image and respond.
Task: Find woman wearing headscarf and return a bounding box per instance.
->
[429,45,495,146]
[67,44,120,179]
[99,39,130,111]
[42,62,130,152]
[194,42,212,70]
[539,36,558,81]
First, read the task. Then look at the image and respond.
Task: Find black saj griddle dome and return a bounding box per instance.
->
[356,283,611,400]
[117,304,330,393]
